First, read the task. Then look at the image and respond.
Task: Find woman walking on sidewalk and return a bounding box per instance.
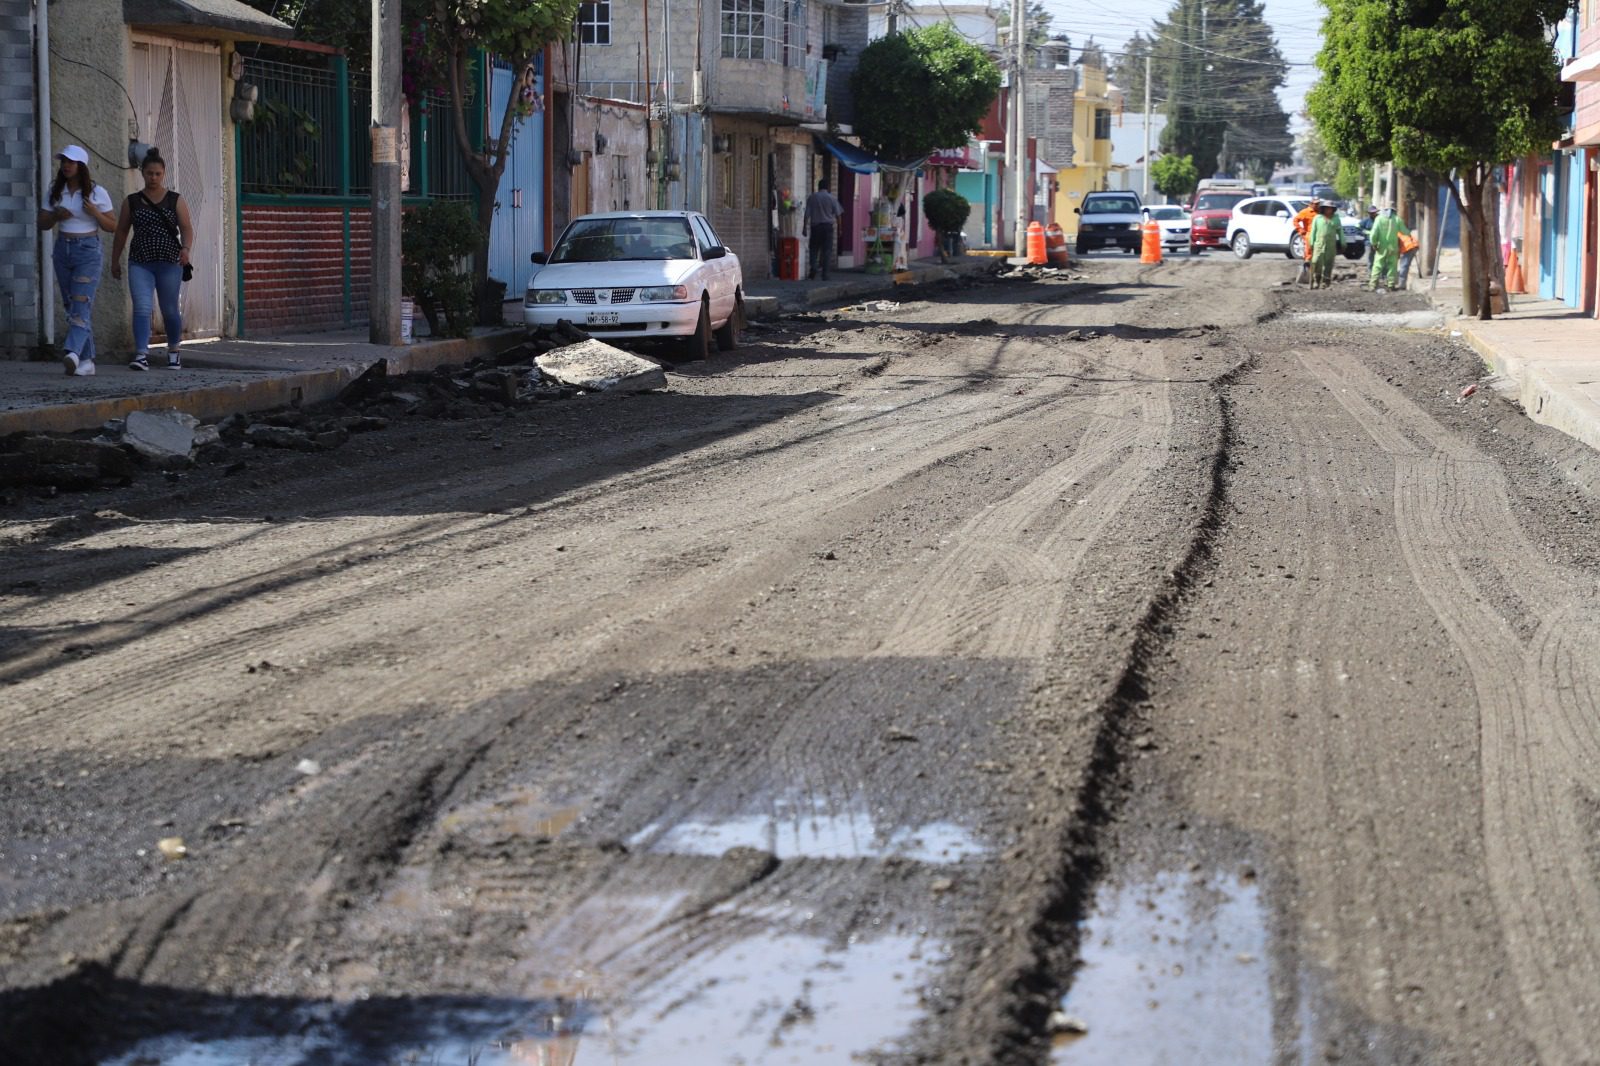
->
[111,148,193,370]
[36,145,116,377]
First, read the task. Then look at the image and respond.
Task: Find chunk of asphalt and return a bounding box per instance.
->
[535,339,668,393]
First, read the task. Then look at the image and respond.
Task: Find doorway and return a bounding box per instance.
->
[130,35,224,338]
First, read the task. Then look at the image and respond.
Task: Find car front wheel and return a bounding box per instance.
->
[1288,232,1306,259]
[1344,245,1365,261]
[679,298,712,361]
[1232,232,1253,259]
[714,292,742,352]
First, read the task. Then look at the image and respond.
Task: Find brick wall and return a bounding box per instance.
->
[242,204,371,336]
[0,0,40,356]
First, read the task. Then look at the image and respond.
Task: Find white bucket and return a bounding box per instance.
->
[400,298,415,344]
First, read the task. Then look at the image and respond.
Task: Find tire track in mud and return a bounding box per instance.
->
[1302,350,1600,1063]
[955,349,1257,1064]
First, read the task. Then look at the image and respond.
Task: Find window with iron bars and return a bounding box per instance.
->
[1094,109,1112,140]
[578,1,611,46]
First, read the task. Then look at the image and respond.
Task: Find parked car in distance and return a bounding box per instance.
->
[525,210,743,359]
[1187,190,1255,254]
[1142,204,1191,250]
[1074,191,1144,255]
[1226,195,1369,261]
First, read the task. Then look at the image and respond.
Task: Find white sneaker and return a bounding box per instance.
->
[73,360,96,376]
[62,352,79,375]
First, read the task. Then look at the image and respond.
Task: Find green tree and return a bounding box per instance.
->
[1308,0,1567,318]
[1150,153,1199,200]
[853,24,999,264]
[1078,37,1108,69]
[245,0,580,301]
[1127,1,1293,180]
[853,24,1001,162]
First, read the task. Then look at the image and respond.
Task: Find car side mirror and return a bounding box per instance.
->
[1276,210,1290,218]
[1073,207,1081,215]
[702,245,727,260]
[530,251,548,264]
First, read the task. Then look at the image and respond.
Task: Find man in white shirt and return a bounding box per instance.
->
[37,145,117,376]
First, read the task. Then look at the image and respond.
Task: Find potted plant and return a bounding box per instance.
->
[923,187,970,263]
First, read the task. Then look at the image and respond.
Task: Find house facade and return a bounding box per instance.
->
[1053,62,1120,236]
[560,0,829,279]
[13,0,292,355]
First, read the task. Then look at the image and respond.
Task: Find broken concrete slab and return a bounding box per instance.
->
[0,436,138,489]
[535,339,668,393]
[244,424,318,451]
[122,409,198,465]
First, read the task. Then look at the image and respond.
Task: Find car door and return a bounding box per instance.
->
[1262,199,1295,248]
[1235,200,1265,243]
[692,215,733,322]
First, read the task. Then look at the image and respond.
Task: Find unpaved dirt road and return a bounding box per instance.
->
[3,257,1598,1065]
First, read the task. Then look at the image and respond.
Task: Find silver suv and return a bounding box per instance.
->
[1074,191,1144,255]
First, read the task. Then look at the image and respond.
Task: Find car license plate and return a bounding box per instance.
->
[586,311,620,325]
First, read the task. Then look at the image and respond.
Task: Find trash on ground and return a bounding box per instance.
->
[1046,1010,1089,1035]
[156,837,188,861]
[1458,383,1478,402]
[295,759,321,777]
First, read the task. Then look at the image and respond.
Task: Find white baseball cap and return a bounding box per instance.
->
[56,145,89,165]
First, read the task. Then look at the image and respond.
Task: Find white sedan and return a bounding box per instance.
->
[525,211,743,358]
[1142,204,1191,250]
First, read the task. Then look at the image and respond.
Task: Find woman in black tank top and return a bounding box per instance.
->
[111,148,194,371]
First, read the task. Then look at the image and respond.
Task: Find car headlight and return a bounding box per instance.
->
[1127,223,1142,231]
[529,289,567,305]
[638,285,690,302]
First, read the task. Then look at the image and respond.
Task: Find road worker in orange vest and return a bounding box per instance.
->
[1293,198,1321,284]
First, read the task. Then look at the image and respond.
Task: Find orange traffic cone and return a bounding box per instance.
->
[1505,248,1526,294]
[1027,221,1047,265]
[1140,220,1162,263]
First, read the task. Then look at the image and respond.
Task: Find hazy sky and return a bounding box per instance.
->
[1036,0,1327,126]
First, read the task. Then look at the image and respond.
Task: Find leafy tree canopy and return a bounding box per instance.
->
[1151,153,1199,198]
[1120,1,1293,179]
[852,24,1002,161]
[1307,0,1567,173]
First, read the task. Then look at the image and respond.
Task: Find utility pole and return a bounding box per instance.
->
[1012,0,1026,257]
[369,0,402,345]
[1142,54,1152,201]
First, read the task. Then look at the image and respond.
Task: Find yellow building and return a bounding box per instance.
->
[1053,65,1122,236]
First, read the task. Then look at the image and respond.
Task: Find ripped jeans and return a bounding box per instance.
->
[52,235,102,364]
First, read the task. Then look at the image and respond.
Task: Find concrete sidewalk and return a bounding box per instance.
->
[0,329,523,437]
[1428,249,1600,454]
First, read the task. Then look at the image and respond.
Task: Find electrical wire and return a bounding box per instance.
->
[49,46,141,144]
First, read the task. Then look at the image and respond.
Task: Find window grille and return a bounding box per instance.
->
[578,2,611,46]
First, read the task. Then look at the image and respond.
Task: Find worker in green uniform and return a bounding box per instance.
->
[1367,206,1410,292]
[1309,202,1341,289]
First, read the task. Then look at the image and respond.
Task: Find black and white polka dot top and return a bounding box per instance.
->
[128,191,183,264]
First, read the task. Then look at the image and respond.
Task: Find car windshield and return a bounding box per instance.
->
[551,217,697,263]
[1147,207,1184,220]
[1194,193,1251,212]
[1083,196,1141,214]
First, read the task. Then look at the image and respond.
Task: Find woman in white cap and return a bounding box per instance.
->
[36,145,116,376]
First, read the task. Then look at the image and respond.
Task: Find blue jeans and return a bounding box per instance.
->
[52,236,102,364]
[130,261,184,352]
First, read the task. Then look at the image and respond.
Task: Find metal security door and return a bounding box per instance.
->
[488,59,546,297]
[130,36,224,338]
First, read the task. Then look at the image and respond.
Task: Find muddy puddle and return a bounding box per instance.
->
[1052,865,1272,1064]
[102,922,942,1065]
[628,792,987,865]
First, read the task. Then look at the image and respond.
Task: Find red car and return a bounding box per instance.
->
[1187,191,1254,254]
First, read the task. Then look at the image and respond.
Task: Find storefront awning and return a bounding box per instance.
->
[127,0,294,42]
[816,138,927,175]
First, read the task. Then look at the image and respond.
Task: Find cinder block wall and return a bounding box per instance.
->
[0,0,40,357]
